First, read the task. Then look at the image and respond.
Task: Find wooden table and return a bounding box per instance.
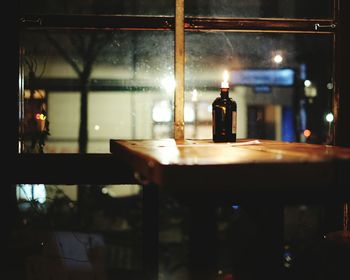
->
[110,138,350,280]
[110,138,350,196]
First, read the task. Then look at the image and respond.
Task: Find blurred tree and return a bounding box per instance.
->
[45,31,112,153]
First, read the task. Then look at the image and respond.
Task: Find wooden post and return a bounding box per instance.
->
[174,0,185,140]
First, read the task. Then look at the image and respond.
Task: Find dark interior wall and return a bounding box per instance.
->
[335,0,350,146]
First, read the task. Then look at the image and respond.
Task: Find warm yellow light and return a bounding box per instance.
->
[223,70,229,82]
[303,129,311,138]
[184,103,195,122]
[35,113,46,120]
[24,89,46,99]
[221,70,229,88]
[152,100,172,122]
[161,76,176,93]
[191,89,198,102]
[102,185,141,198]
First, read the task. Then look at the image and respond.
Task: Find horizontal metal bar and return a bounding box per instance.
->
[19,15,174,30]
[20,15,336,33]
[185,17,337,33]
[314,23,336,30]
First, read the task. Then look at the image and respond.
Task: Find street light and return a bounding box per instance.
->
[326,112,334,123]
[273,54,283,64]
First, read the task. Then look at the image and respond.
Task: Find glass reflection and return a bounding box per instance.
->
[20,30,174,153]
[185,32,333,144]
[20,0,174,15]
[185,0,333,18]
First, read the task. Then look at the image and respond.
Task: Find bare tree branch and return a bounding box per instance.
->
[33,57,38,73]
[38,58,47,78]
[24,57,33,72]
[93,33,113,58]
[85,32,113,71]
[44,31,82,76]
[69,33,86,62]
[43,29,113,154]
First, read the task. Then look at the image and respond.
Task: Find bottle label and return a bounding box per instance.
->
[232,111,237,133]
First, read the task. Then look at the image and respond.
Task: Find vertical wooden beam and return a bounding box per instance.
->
[174,0,185,140]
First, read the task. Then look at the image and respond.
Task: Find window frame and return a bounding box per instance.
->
[16,0,346,183]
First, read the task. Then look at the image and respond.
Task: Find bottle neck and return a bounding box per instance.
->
[220,88,229,98]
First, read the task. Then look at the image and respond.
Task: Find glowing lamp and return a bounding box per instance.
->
[326,112,334,123]
[273,54,283,64]
[36,113,46,120]
[303,129,311,138]
[304,80,312,87]
[220,70,229,89]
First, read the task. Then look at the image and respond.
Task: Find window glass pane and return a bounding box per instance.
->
[20,0,174,15]
[185,32,333,144]
[185,0,333,19]
[20,30,174,153]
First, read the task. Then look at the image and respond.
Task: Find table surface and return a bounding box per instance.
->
[110,138,350,194]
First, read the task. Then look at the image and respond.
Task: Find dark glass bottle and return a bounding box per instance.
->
[212,87,237,142]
